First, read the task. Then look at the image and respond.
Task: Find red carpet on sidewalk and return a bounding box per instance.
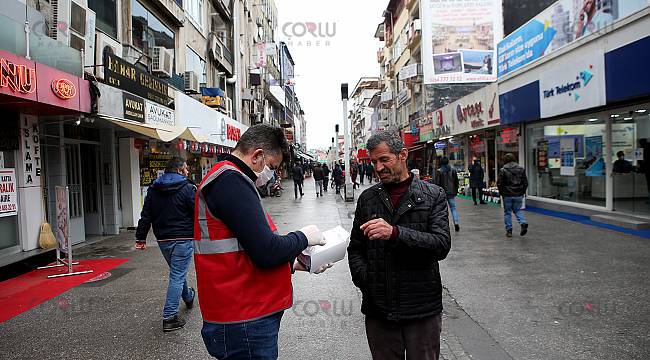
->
[0,258,129,323]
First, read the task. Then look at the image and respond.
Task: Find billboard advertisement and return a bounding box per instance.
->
[497,0,649,77]
[421,0,504,84]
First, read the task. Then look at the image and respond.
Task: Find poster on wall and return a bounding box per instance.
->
[420,0,503,83]
[560,137,576,176]
[0,169,17,217]
[55,186,70,253]
[497,0,650,77]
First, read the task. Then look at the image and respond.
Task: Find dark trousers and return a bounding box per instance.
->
[367,173,373,183]
[360,172,365,184]
[365,313,442,360]
[202,312,283,359]
[293,180,303,198]
[471,187,484,204]
[323,177,329,191]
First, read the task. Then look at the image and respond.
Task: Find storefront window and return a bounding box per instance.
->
[497,127,520,171]
[131,0,175,62]
[448,137,465,171]
[526,117,606,208]
[611,103,650,216]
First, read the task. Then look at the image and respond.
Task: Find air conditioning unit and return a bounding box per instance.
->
[184,71,200,94]
[95,32,123,80]
[152,47,173,78]
[52,0,96,69]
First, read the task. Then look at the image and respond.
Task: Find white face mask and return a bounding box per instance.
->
[254,155,275,187]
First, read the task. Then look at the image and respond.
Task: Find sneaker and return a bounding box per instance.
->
[163,315,186,332]
[184,288,195,309]
[520,223,528,236]
[454,224,460,232]
[506,230,513,237]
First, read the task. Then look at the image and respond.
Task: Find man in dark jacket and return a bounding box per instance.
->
[348,131,451,360]
[322,163,330,192]
[313,163,325,197]
[333,164,343,194]
[358,162,366,185]
[497,153,529,237]
[366,163,374,183]
[434,157,460,232]
[136,157,196,332]
[292,162,305,198]
[468,158,486,205]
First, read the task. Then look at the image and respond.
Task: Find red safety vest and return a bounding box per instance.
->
[193,160,293,324]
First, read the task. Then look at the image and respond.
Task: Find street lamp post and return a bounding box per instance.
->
[342,83,353,202]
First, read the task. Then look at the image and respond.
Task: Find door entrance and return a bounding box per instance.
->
[65,143,85,245]
[81,144,103,235]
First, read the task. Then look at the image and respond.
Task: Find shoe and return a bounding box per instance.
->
[163,315,186,332]
[184,288,195,309]
[473,202,478,206]
[520,223,528,236]
[506,230,512,237]
[480,201,487,204]
[454,224,460,232]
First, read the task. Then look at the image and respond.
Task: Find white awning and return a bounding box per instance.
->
[102,116,185,142]
[178,127,209,143]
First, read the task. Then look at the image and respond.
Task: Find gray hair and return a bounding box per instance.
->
[165,156,186,173]
[366,131,404,155]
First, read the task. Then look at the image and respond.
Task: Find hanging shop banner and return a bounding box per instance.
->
[0,169,17,217]
[123,92,145,122]
[560,137,576,176]
[145,101,175,127]
[55,186,70,253]
[18,114,41,187]
[420,0,503,84]
[539,52,605,118]
[104,53,171,106]
[497,0,649,77]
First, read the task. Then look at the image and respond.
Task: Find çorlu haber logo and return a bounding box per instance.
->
[542,65,594,102]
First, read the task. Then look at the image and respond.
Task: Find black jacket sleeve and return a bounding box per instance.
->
[497,168,505,194]
[135,189,153,241]
[395,189,451,261]
[348,199,369,289]
[185,183,197,218]
[203,171,308,268]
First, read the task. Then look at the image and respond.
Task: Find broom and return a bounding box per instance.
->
[38,187,56,250]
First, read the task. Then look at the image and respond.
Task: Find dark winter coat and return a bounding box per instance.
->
[434,166,459,198]
[497,162,528,197]
[348,178,452,321]
[333,166,343,184]
[136,173,196,241]
[313,167,325,181]
[468,163,485,188]
[322,165,331,178]
[291,165,305,181]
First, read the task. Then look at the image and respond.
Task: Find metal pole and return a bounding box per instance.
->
[342,83,352,201]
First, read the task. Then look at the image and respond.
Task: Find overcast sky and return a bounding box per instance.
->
[275,0,387,150]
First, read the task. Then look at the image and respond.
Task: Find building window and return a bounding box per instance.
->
[131,0,175,61]
[89,0,118,38]
[185,0,204,31]
[185,46,207,85]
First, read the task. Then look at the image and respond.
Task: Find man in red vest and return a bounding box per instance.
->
[195,124,329,359]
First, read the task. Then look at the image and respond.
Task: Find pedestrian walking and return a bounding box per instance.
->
[333,164,343,194]
[292,161,305,198]
[135,157,197,332]
[351,160,359,189]
[468,158,487,205]
[497,153,529,237]
[366,163,374,183]
[434,157,461,232]
[348,131,451,360]
[194,124,331,360]
[313,163,325,197]
[358,162,366,185]
[322,163,330,192]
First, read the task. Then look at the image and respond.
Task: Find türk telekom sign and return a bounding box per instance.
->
[0,49,91,113]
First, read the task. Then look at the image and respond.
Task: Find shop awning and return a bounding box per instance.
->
[178,127,209,143]
[408,145,425,152]
[296,151,315,161]
[103,117,185,142]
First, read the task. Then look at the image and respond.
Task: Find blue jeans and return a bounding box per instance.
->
[158,240,194,318]
[202,311,284,359]
[503,196,526,231]
[447,196,459,225]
